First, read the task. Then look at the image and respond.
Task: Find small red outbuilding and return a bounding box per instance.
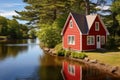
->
[61,12,109,51]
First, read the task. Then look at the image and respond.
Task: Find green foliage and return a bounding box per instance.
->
[57,49,65,56]
[54,43,87,58]
[37,24,61,48]
[71,52,87,59]
[14,0,103,25]
[105,37,117,49]
[7,19,29,39]
[54,43,65,56]
[0,16,8,35]
[0,16,29,39]
[29,29,37,38]
[55,43,62,53]
[65,50,71,57]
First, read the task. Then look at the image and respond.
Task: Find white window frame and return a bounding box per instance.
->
[101,36,105,45]
[69,20,73,28]
[87,36,95,45]
[68,35,75,45]
[68,64,75,75]
[95,22,99,31]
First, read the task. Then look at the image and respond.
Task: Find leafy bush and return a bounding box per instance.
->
[57,49,65,56]
[55,43,62,53]
[37,24,61,48]
[71,52,87,59]
[105,37,117,49]
[54,43,88,58]
[65,50,71,57]
[55,43,65,56]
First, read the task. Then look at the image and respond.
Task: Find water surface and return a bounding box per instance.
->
[0,39,120,80]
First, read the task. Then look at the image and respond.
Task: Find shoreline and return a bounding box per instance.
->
[42,47,120,78]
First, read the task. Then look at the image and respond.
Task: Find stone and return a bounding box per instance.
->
[49,50,52,53]
[99,62,105,66]
[84,57,89,62]
[52,51,56,54]
[44,48,50,52]
[49,49,55,53]
[89,59,97,63]
[110,66,118,73]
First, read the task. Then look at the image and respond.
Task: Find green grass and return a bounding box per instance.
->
[85,52,120,66]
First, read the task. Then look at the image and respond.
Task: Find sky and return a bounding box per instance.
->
[0,0,26,23]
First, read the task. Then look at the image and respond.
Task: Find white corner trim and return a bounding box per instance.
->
[97,15,110,35]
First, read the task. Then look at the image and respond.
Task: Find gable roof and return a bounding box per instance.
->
[71,13,88,34]
[86,14,97,29]
[61,12,109,35]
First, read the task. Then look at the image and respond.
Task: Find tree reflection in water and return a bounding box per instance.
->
[38,54,64,80]
[0,39,120,80]
[0,41,28,60]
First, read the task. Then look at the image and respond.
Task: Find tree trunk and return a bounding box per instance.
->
[84,0,90,15]
[53,9,57,21]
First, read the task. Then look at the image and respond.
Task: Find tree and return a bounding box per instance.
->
[29,29,37,38]
[0,16,8,35]
[7,19,29,39]
[110,0,120,37]
[37,24,62,48]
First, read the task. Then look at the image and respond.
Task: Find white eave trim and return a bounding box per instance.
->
[61,13,71,36]
[61,12,83,35]
[97,15,110,35]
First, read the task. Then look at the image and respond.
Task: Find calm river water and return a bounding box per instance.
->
[0,39,120,80]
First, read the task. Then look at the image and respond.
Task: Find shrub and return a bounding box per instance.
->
[78,53,88,59]
[65,50,71,57]
[55,43,66,56]
[71,52,87,59]
[105,37,117,49]
[57,49,65,56]
[55,43,62,53]
[37,24,61,48]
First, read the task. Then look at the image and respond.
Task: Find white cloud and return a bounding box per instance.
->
[96,5,110,10]
[0,11,18,17]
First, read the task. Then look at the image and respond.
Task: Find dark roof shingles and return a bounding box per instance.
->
[71,13,88,34]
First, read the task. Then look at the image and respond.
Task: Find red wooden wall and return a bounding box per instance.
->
[82,16,107,51]
[63,16,81,51]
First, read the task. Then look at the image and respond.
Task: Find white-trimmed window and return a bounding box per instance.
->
[68,35,75,45]
[68,64,75,75]
[69,20,73,28]
[87,36,95,45]
[95,22,99,31]
[101,36,105,45]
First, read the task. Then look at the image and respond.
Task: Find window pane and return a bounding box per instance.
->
[71,36,74,44]
[68,36,75,45]
[95,22,99,31]
[87,36,90,45]
[87,36,94,45]
[70,20,73,28]
[68,36,71,44]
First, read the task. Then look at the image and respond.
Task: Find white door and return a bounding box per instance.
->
[96,35,101,48]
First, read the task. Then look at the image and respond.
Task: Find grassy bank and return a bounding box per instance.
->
[85,51,120,66]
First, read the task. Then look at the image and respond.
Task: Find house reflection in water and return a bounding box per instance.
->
[61,61,120,80]
[61,61,82,80]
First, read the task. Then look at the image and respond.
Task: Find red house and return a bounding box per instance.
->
[61,61,82,80]
[61,12,109,51]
